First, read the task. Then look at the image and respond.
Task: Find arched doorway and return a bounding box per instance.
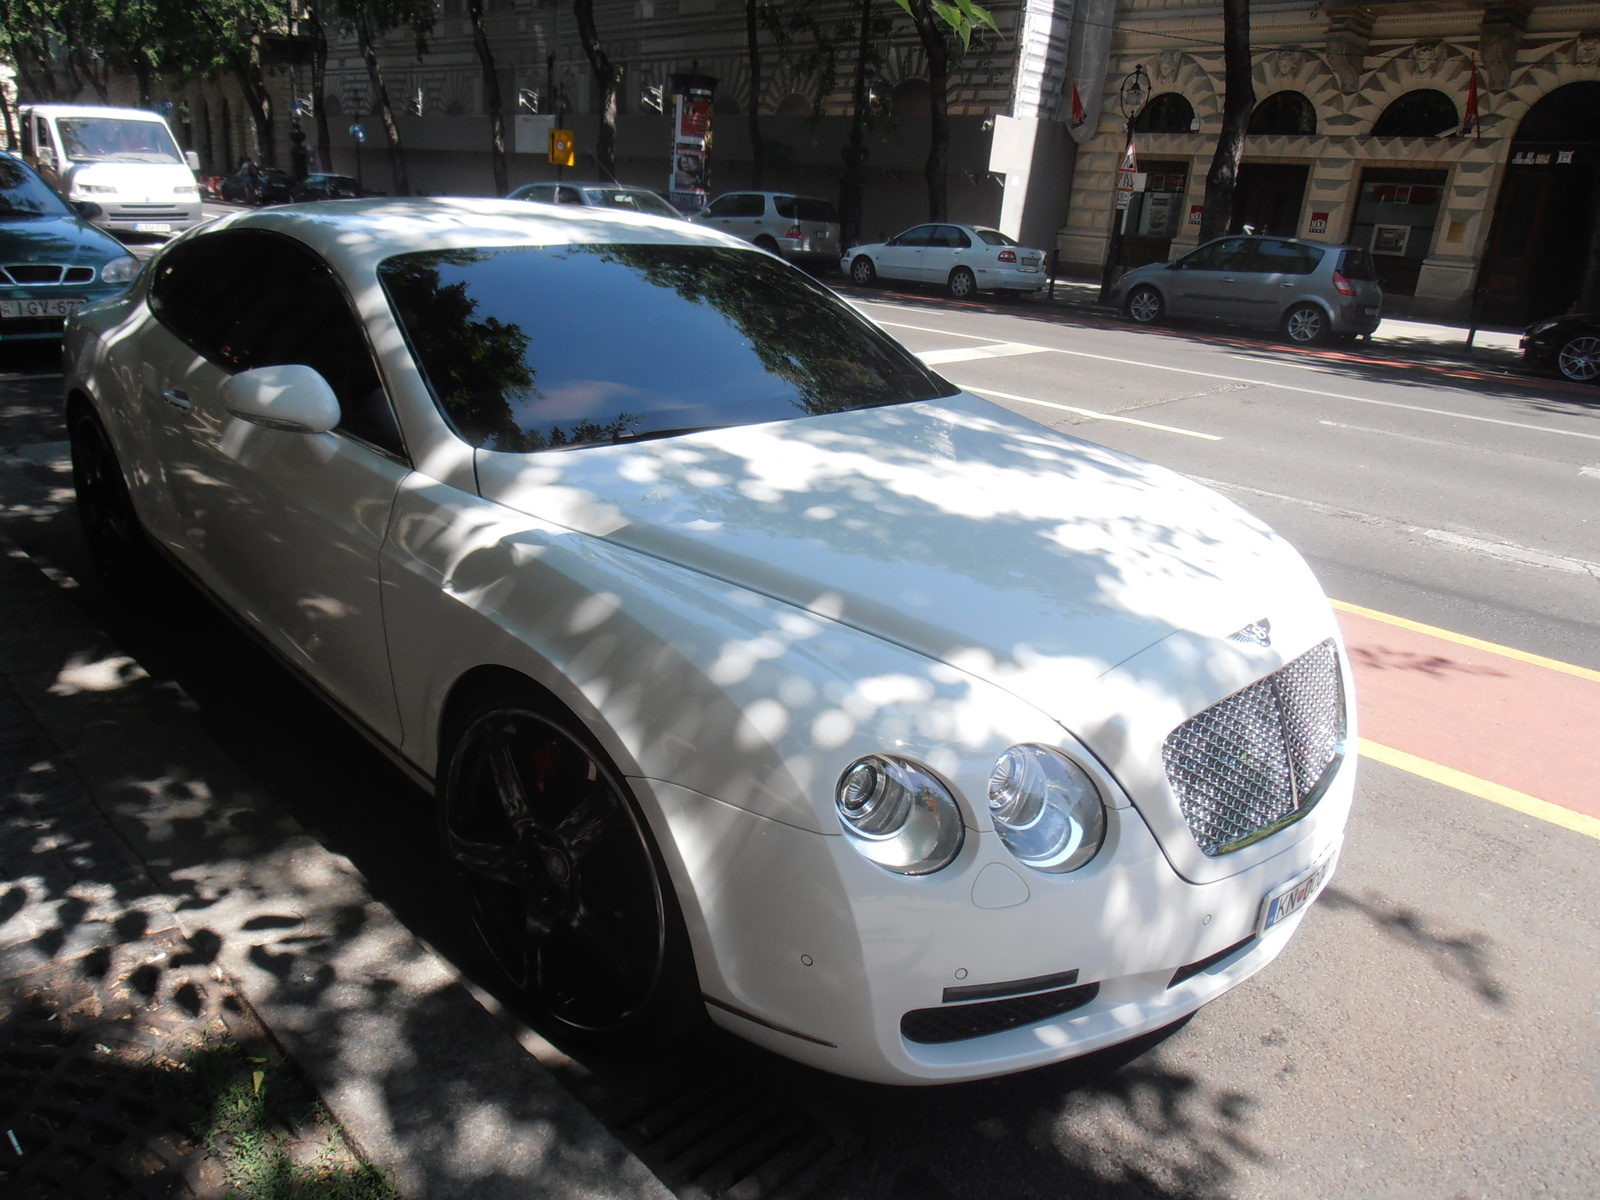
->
[1479,82,1600,323]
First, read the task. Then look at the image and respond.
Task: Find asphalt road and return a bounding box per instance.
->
[1,293,1595,1198]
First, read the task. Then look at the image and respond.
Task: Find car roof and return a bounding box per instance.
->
[22,104,172,122]
[195,197,741,278]
[716,190,831,200]
[516,181,657,190]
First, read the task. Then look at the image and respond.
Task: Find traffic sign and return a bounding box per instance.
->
[549,128,575,167]
[350,124,366,143]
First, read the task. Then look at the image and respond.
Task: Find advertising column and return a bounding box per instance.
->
[668,73,717,213]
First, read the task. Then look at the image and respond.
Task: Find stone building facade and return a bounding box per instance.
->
[1060,0,1600,322]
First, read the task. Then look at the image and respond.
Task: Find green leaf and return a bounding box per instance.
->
[930,0,963,28]
[891,0,915,15]
[963,0,999,31]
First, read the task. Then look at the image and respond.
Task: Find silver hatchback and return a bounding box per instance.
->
[1109,235,1383,344]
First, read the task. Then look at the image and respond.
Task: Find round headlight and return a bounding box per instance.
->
[987,745,1105,873]
[100,256,140,284]
[835,754,963,875]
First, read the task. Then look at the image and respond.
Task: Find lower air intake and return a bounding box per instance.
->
[901,982,1100,1044]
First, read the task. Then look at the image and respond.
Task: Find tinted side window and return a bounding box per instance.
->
[555,186,583,204]
[794,198,838,222]
[154,231,404,457]
[704,194,741,218]
[774,195,798,219]
[1253,239,1323,275]
[734,194,767,218]
[895,225,937,247]
[934,226,971,249]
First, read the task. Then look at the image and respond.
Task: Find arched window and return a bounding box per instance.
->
[1371,89,1458,137]
[1248,91,1317,135]
[1131,92,1196,133]
[1516,81,1600,142]
[891,79,931,117]
[775,93,813,117]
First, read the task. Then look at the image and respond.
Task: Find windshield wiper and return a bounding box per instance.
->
[609,425,724,445]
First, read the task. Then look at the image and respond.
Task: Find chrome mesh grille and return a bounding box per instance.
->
[1162,639,1345,856]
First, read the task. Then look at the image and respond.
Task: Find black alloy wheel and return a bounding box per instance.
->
[68,404,155,603]
[1283,302,1328,345]
[850,255,877,286]
[1126,285,1164,325]
[1556,333,1600,383]
[440,702,689,1038]
[947,266,977,299]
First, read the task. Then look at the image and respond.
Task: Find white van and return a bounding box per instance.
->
[18,104,202,236]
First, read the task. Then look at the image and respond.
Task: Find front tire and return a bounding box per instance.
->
[1556,333,1600,383]
[1283,303,1329,345]
[438,695,697,1041]
[1126,285,1164,325]
[947,266,977,299]
[68,402,157,604]
[850,255,877,287]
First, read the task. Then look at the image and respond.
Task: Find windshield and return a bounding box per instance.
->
[582,188,682,219]
[379,243,956,453]
[973,228,1018,247]
[0,157,72,218]
[56,116,183,164]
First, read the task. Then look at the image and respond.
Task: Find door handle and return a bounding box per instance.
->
[1279,282,1294,289]
[161,389,192,411]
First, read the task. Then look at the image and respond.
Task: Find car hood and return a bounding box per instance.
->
[474,393,1328,733]
[0,214,124,265]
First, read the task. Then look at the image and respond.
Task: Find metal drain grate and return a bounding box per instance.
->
[609,1069,836,1200]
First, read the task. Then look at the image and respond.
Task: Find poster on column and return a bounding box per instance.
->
[668,73,718,214]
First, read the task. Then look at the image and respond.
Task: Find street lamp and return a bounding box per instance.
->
[1098,63,1151,303]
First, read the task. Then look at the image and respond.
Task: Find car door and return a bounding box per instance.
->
[1166,237,1258,322]
[140,227,410,745]
[1250,239,1324,328]
[922,225,971,283]
[877,225,935,281]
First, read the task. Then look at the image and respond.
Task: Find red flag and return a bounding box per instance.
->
[1069,75,1086,127]
[1463,58,1480,139]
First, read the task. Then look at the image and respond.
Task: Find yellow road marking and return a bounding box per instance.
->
[1359,739,1600,842]
[1332,599,1600,684]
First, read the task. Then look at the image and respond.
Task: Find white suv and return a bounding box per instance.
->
[693,191,840,271]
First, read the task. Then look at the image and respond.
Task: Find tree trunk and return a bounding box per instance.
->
[133,59,152,110]
[356,5,410,195]
[0,92,15,152]
[308,2,333,174]
[838,0,872,245]
[573,0,618,180]
[467,0,508,195]
[225,49,276,166]
[907,0,949,222]
[1575,203,1600,313]
[745,0,763,188]
[1198,0,1253,242]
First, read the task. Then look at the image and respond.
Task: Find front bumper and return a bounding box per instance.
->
[643,747,1353,1084]
[90,201,203,234]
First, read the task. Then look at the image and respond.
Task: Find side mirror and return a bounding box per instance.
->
[223,364,340,435]
[185,150,201,171]
[74,200,103,221]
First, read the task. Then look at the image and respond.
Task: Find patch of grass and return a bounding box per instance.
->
[161,1043,398,1200]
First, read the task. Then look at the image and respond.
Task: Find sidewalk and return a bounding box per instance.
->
[0,513,671,1197]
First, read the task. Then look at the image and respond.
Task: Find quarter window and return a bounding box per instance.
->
[1252,239,1323,275]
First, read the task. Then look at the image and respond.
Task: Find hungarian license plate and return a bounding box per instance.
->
[1362,305,1379,316]
[1257,847,1337,934]
[1,297,86,319]
[135,222,172,233]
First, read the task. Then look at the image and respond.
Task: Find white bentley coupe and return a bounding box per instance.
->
[64,199,1353,1084]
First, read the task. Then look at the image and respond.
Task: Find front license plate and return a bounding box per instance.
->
[134,222,172,232]
[0,297,86,319]
[1257,848,1337,934]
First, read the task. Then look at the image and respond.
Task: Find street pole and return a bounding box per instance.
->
[1098,65,1150,305]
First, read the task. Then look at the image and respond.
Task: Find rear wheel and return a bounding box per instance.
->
[1556,333,1600,383]
[1125,285,1164,325]
[1283,303,1328,345]
[754,235,782,255]
[947,266,977,299]
[850,255,877,287]
[439,695,698,1041]
[68,402,157,604]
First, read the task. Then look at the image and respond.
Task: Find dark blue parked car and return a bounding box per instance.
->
[0,151,142,343]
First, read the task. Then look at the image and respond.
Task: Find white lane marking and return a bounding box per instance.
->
[1420,530,1600,579]
[1194,474,1600,578]
[962,385,1222,441]
[1582,465,1600,479]
[874,317,1009,342]
[875,316,1600,443]
[917,342,1050,365]
[0,372,62,381]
